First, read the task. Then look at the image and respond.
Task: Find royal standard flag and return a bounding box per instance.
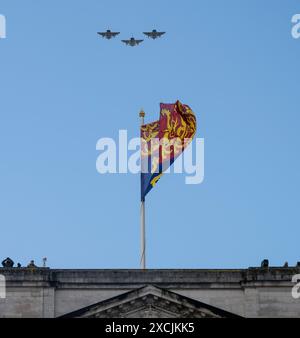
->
[141,100,197,201]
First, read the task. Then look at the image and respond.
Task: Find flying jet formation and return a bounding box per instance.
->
[143,29,165,39]
[97,29,120,39]
[121,37,144,47]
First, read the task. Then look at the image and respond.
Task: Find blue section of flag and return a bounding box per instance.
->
[141,158,175,201]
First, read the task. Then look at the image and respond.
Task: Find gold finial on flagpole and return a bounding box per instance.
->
[139,109,145,126]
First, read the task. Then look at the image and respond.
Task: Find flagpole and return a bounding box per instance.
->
[140,109,146,270]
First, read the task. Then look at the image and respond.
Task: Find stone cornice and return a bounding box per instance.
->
[0,268,298,289]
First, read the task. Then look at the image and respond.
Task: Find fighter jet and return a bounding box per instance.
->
[143,29,165,39]
[97,29,120,40]
[121,37,143,47]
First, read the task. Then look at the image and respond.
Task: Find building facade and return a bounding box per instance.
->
[0,267,299,318]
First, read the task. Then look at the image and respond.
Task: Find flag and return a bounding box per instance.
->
[141,100,197,201]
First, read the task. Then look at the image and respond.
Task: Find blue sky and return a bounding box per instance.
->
[0,0,299,269]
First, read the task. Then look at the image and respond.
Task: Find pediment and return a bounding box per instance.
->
[61,285,241,318]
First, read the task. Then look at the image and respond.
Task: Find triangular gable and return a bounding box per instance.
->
[60,285,242,318]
